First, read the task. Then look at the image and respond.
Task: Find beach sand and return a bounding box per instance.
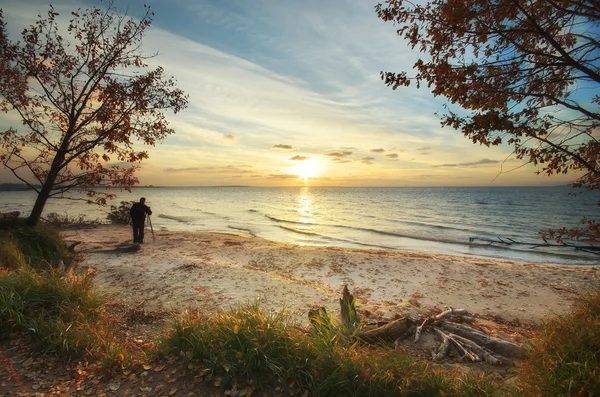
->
[61,225,600,328]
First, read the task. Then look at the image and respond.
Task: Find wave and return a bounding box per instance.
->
[157,214,193,223]
[265,212,480,236]
[228,225,256,237]
[261,211,599,261]
[265,214,316,226]
[278,225,399,250]
[278,225,319,236]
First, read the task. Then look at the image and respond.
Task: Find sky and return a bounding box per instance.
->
[0,0,580,187]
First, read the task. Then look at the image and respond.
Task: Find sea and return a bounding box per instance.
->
[1,186,599,266]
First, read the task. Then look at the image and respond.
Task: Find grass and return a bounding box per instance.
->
[0,219,127,368]
[0,218,69,270]
[160,302,508,396]
[2,218,599,395]
[517,287,600,396]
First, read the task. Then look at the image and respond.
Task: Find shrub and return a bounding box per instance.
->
[106,201,135,225]
[43,212,100,229]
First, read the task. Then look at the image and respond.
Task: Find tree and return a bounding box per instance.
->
[0,2,187,226]
[376,0,600,243]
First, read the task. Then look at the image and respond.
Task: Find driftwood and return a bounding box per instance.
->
[469,236,600,255]
[412,308,520,364]
[359,317,415,343]
[311,285,522,366]
[84,244,141,254]
[440,322,520,357]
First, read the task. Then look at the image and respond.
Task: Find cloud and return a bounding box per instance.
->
[386,153,399,159]
[272,144,294,150]
[269,173,299,179]
[290,155,309,160]
[165,165,254,174]
[432,158,500,168]
[361,157,375,164]
[417,146,432,152]
[224,134,238,142]
[326,150,353,158]
[164,167,202,173]
[370,148,385,153]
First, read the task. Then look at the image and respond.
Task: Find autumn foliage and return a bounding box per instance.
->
[377,0,600,243]
[0,3,187,226]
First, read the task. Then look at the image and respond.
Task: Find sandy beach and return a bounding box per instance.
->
[59,225,599,327]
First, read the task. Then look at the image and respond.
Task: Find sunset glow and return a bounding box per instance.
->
[294,159,323,182]
[0,0,579,188]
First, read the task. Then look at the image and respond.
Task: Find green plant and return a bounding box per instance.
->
[161,302,506,396]
[0,218,69,270]
[43,212,100,229]
[106,201,136,225]
[0,265,126,364]
[518,286,600,397]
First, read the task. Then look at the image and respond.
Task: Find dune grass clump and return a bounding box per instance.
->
[0,265,126,363]
[161,302,506,396]
[0,220,126,367]
[0,218,69,270]
[517,286,600,396]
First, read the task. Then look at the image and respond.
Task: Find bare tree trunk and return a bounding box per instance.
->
[26,142,68,227]
[27,181,53,227]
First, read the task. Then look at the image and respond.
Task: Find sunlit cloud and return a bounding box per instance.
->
[386,153,399,159]
[432,158,500,168]
[370,148,385,153]
[272,144,294,150]
[361,157,375,164]
[269,174,299,180]
[290,155,309,161]
[164,167,202,173]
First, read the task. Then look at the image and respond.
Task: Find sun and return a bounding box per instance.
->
[295,159,321,181]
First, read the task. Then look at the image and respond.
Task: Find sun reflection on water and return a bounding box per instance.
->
[296,186,313,225]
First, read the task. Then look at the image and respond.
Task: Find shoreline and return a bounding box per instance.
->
[60,224,600,326]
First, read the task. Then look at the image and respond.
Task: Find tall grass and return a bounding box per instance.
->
[0,265,126,362]
[0,220,126,366]
[161,302,507,396]
[518,287,600,396]
[0,218,68,270]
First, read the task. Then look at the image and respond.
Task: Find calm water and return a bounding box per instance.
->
[1,186,599,265]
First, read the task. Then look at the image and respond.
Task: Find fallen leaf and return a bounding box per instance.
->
[22,358,34,368]
[107,383,120,391]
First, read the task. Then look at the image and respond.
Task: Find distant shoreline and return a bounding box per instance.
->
[0,183,574,190]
